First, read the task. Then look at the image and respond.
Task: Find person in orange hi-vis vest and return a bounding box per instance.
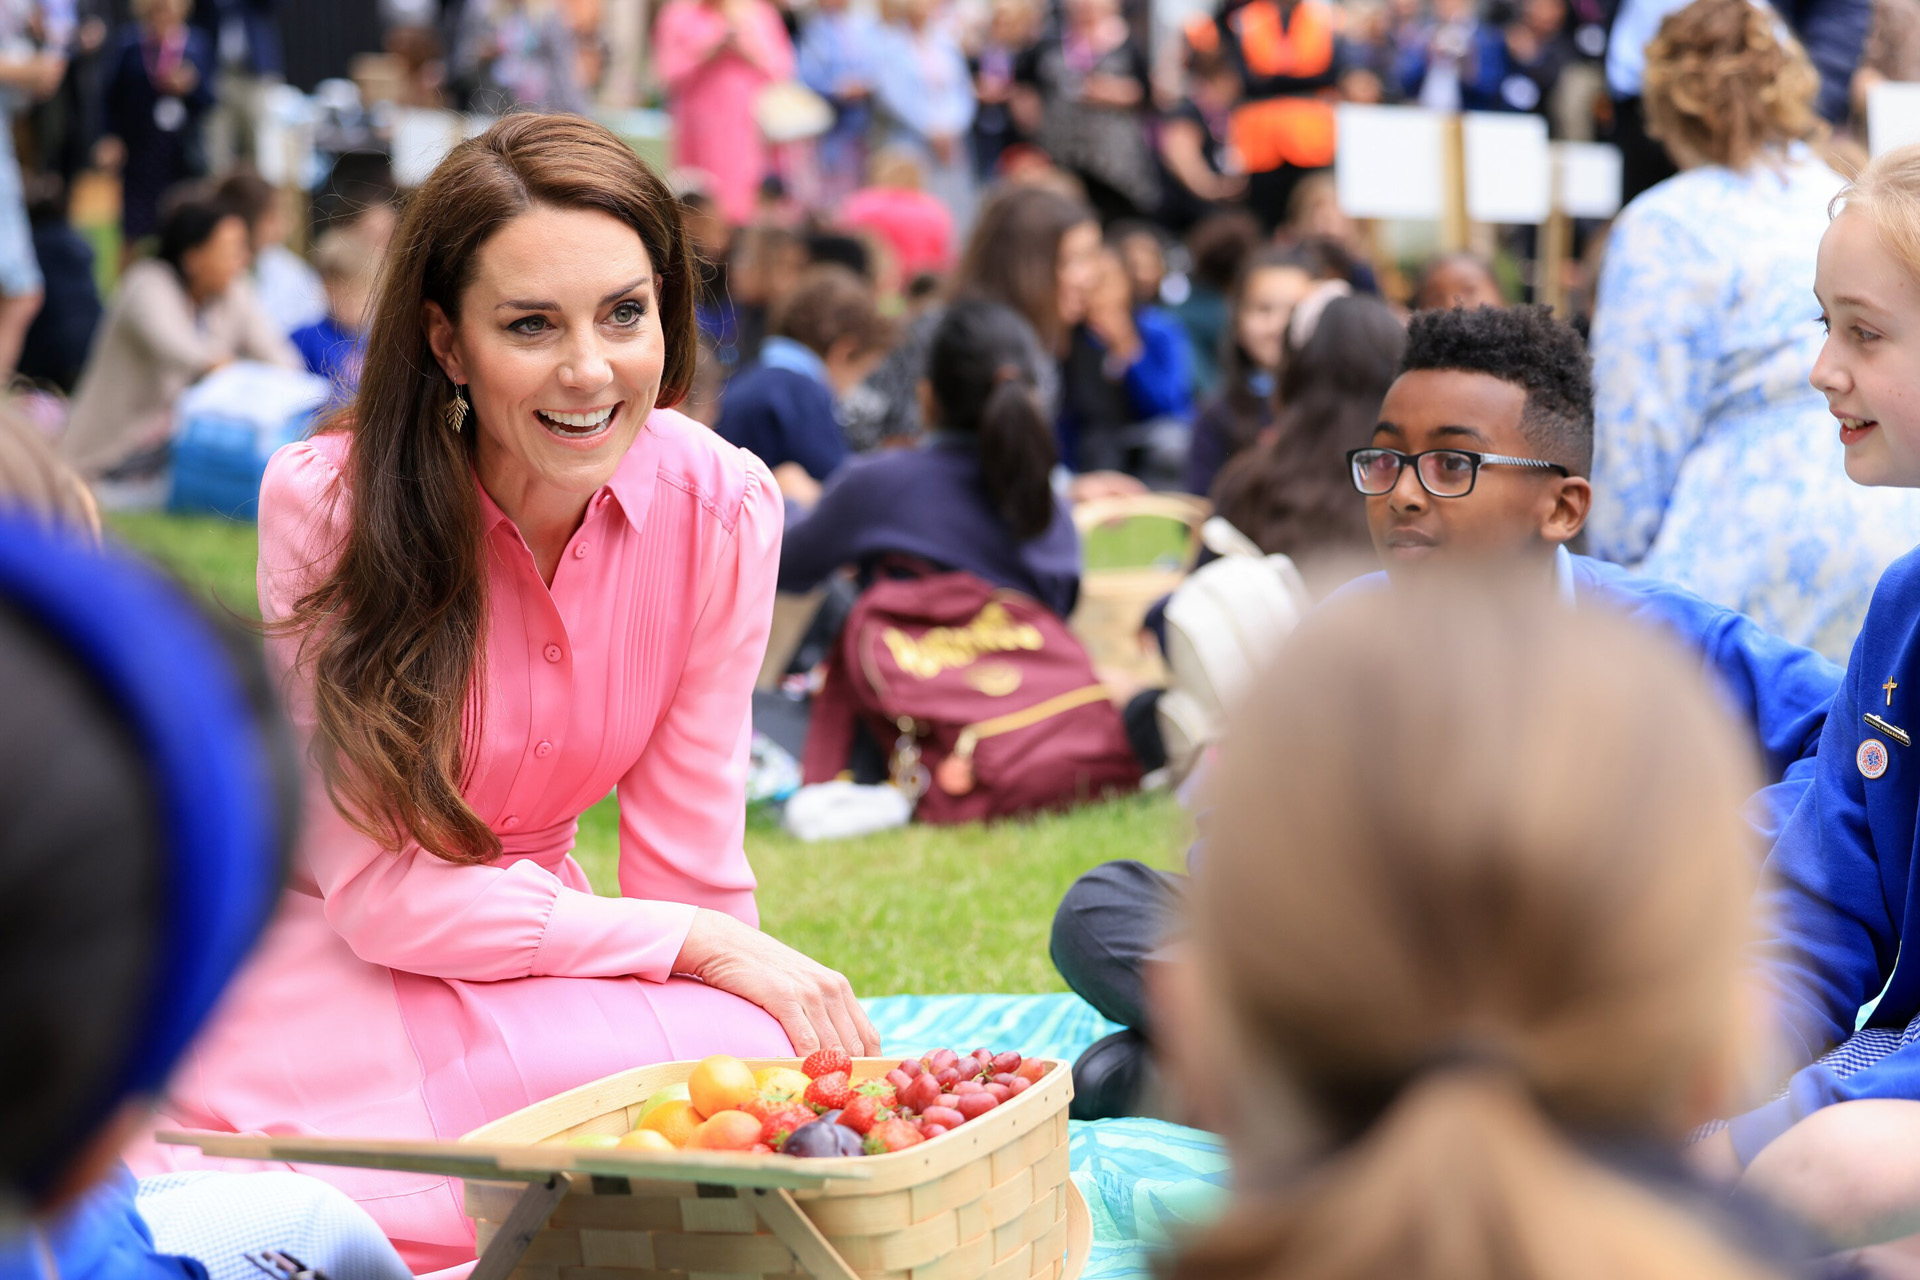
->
[1184,0,1338,231]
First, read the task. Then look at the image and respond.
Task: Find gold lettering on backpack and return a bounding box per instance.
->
[881,603,1045,679]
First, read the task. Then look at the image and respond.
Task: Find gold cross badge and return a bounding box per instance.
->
[1887,678,1900,707]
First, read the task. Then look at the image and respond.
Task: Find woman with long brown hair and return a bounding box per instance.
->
[125,114,876,1272]
[1157,580,1816,1280]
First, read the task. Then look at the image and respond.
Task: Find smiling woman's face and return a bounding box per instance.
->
[425,204,664,516]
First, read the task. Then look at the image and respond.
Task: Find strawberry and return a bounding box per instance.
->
[863,1117,925,1155]
[750,1142,774,1155]
[854,1079,896,1108]
[741,1096,782,1126]
[802,1048,853,1079]
[760,1103,818,1151]
[804,1070,853,1113]
[838,1094,890,1135]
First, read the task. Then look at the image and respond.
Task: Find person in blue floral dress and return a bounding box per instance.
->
[1587,0,1920,660]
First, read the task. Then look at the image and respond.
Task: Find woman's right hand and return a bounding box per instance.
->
[675,907,882,1057]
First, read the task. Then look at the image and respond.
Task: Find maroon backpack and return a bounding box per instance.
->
[801,569,1141,823]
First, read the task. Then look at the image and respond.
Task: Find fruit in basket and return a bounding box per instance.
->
[804,1071,853,1112]
[688,1055,759,1118]
[898,1073,940,1113]
[956,1092,999,1120]
[687,1110,764,1151]
[838,1094,889,1135]
[617,1129,676,1152]
[1014,1059,1047,1084]
[559,1133,621,1147]
[920,1105,965,1129]
[863,1117,925,1154]
[784,1118,867,1158]
[854,1079,896,1106]
[990,1051,1023,1075]
[760,1103,819,1151]
[802,1047,853,1079]
[636,1082,692,1122]
[637,1098,703,1148]
[754,1067,813,1100]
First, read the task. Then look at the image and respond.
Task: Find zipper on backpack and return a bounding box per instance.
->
[935,684,1113,797]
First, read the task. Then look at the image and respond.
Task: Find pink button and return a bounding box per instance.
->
[503,815,521,829]
[544,643,562,663]
[572,543,590,559]
[535,740,553,757]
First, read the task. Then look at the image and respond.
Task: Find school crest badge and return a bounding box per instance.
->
[1860,737,1890,780]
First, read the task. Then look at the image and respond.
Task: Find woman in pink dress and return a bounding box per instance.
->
[653,0,794,224]
[127,114,879,1277]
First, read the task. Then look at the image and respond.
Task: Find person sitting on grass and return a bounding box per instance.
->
[1155,580,1830,1280]
[290,228,381,402]
[1052,303,1843,1122]
[715,264,893,506]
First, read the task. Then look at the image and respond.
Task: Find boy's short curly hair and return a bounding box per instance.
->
[1401,305,1594,475]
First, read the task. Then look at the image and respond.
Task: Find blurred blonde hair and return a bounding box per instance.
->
[1832,142,1920,284]
[1642,0,1824,171]
[0,407,98,542]
[1172,576,1776,1280]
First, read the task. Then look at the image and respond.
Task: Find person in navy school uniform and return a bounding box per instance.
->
[714,263,893,506]
[1051,303,1843,1122]
[779,298,1081,619]
[1687,145,1920,1253]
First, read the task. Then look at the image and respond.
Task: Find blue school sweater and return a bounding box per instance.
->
[0,1166,206,1280]
[1734,546,1920,1162]
[715,337,850,483]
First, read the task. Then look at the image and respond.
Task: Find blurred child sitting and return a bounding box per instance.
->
[1059,244,1194,487]
[715,264,893,505]
[217,170,325,340]
[1183,248,1312,496]
[1413,250,1505,310]
[1159,581,1828,1280]
[290,229,379,400]
[1170,209,1262,397]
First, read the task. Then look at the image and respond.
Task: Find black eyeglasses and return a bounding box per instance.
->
[1346,447,1570,499]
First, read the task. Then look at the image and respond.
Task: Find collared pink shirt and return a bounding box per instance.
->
[129,409,793,1274]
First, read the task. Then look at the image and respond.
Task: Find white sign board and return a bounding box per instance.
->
[1335,104,1446,220]
[1552,142,1623,218]
[1463,111,1551,224]
[1868,82,1920,157]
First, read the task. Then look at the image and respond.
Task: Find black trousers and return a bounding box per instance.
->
[1048,859,1183,1118]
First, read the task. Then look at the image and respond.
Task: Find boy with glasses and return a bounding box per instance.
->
[1053,303,1843,1121]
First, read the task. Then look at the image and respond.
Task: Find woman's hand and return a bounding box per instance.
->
[676,907,882,1056]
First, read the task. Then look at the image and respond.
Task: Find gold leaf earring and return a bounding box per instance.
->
[444,383,469,434]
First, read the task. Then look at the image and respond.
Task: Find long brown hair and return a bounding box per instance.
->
[288,113,696,865]
[1172,579,1774,1280]
[954,184,1095,353]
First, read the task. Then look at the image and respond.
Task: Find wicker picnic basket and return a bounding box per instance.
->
[162,1055,1088,1280]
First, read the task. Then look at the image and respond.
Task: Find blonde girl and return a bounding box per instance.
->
[1707,144,1920,1254]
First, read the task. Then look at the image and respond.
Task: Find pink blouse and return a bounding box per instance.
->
[131,409,792,1275]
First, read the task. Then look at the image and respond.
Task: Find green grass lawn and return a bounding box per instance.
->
[106,512,1190,996]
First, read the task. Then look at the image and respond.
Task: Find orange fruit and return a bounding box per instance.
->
[688,1055,759,1118]
[617,1128,676,1152]
[685,1110,764,1151]
[637,1098,703,1148]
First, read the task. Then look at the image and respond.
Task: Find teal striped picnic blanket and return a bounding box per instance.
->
[862,993,1230,1279]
